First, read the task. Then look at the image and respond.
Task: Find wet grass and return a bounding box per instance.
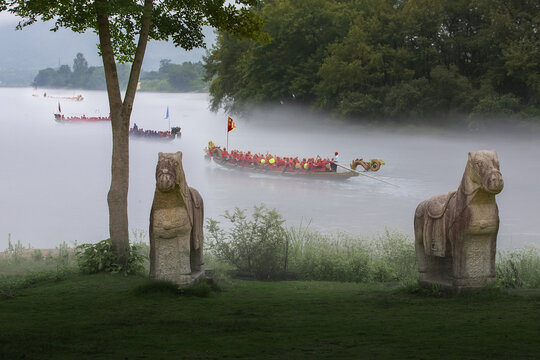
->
[1,273,539,359]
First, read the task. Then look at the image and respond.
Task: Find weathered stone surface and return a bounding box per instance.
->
[149,151,204,286]
[414,150,504,293]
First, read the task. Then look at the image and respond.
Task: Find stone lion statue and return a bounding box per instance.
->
[414,150,504,293]
[149,151,204,286]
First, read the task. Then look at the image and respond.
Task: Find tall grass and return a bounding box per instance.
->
[496,244,540,288]
[0,237,78,299]
[287,226,417,285]
[3,222,539,291]
[206,206,540,288]
[1,231,151,298]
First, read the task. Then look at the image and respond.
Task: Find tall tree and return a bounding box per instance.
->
[72,52,89,88]
[1,0,264,263]
[205,0,352,113]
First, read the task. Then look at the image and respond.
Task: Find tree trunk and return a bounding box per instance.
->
[95,0,153,264]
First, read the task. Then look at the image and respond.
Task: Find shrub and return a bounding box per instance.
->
[207,206,418,284]
[75,239,147,275]
[206,205,289,280]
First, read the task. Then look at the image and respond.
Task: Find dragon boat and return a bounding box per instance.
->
[205,145,359,180]
[129,126,181,141]
[54,113,110,122]
[44,93,84,101]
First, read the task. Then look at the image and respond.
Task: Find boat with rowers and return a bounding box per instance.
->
[129,124,181,141]
[54,113,110,122]
[205,142,361,180]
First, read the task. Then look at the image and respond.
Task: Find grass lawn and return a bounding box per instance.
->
[1,274,539,359]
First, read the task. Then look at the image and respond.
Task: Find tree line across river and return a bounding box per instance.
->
[33,53,206,93]
[204,0,540,123]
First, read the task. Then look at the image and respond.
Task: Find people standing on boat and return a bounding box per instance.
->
[331,152,339,172]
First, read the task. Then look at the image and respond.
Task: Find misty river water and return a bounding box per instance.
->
[1,87,539,250]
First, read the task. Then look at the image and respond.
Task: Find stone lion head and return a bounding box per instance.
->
[155,152,182,193]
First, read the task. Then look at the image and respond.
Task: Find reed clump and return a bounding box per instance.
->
[286,226,417,285]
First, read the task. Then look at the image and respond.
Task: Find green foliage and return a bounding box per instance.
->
[206,205,289,280]
[140,60,207,92]
[287,226,417,285]
[496,245,540,288]
[75,239,147,275]
[206,206,418,284]
[205,0,352,113]
[2,0,265,63]
[206,0,540,121]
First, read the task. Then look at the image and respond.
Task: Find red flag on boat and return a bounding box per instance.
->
[227,116,237,132]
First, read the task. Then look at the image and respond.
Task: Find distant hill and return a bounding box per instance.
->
[0,19,215,86]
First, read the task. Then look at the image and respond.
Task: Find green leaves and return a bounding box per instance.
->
[75,239,147,275]
[2,0,264,63]
[205,0,540,120]
[206,205,289,280]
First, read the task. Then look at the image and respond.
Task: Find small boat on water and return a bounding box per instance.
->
[45,93,84,101]
[205,143,359,180]
[54,113,110,122]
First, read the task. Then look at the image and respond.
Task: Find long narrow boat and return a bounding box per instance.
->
[54,113,110,122]
[211,156,358,179]
[129,126,181,141]
[205,146,358,180]
[46,94,84,101]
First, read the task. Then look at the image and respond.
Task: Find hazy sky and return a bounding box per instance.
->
[0,11,214,72]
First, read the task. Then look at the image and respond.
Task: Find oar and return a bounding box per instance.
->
[332,162,400,188]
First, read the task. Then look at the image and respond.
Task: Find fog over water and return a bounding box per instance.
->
[1,87,539,250]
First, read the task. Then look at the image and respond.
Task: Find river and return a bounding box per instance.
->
[1,87,538,249]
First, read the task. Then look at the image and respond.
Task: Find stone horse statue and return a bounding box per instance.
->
[414,150,504,293]
[149,151,205,286]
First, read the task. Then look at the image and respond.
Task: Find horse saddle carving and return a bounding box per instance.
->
[423,191,456,257]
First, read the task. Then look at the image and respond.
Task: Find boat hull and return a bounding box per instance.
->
[211,157,358,180]
[54,114,110,122]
